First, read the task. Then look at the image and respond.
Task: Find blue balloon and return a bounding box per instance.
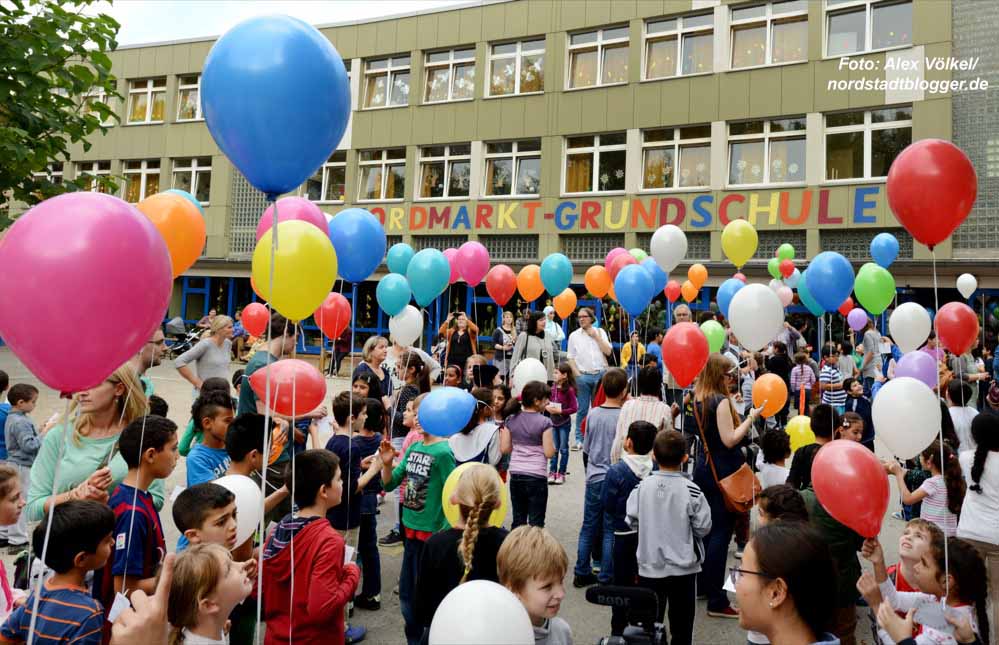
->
[328,208,386,282]
[418,387,476,438]
[407,249,450,307]
[614,264,655,317]
[805,252,855,313]
[540,253,573,296]
[201,15,351,198]
[165,189,204,217]
[870,233,899,268]
[641,258,668,294]
[387,243,415,274]
[716,278,745,319]
[376,274,411,317]
[796,270,825,317]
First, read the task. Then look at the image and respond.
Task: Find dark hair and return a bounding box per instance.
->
[352,371,382,398]
[761,428,791,464]
[751,523,836,638]
[839,341,853,355]
[809,404,838,440]
[231,369,244,392]
[172,483,235,533]
[190,390,234,431]
[291,449,340,509]
[939,399,960,449]
[332,391,366,427]
[402,350,431,393]
[462,388,496,434]
[787,443,820,490]
[556,362,576,390]
[943,539,990,645]
[363,397,386,434]
[636,365,662,398]
[0,370,7,393]
[649,327,663,340]
[772,341,787,355]
[200,377,231,395]
[947,379,974,407]
[626,421,657,455]
[527,311,546,338]
[6,383,38,406]
[503,381,551,418]
[841,377,857,395]
[225,413,269,462]
[639,353,659,367]
[921,439,965,516]
[758,485,808,522]
[970,413,999,494]
[653,430,686,467]
[34,500,114,573]
[793,352,808,365]
[820,346,836,359]
[118,416,178,469]
[601,367,628,399]
[269,312,293,339]
[148,394,169,418]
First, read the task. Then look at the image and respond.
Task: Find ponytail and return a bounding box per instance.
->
[503,381,550,419]
[922,440,966,516]
[969,413,999,494]
[461,388,495,435]
[402,350,430,394]
[168,627,186,645]
[948,539,989,645]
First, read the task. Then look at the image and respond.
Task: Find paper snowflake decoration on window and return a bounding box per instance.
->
[681,168,690,178]
[772,158,783,168]
[600,173,609,186]
[788,162,799,174]
[614,169,624,179]
[751,164,761,176]
[737,159,747,171]
[695,162,705,172]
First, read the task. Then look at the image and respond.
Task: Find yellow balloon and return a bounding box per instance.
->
[786,415,816,452]
[442,463,508,528]
[721,219,759,268]
[252,220,337,321]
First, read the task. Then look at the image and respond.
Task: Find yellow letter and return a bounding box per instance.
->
[748,192,779,226]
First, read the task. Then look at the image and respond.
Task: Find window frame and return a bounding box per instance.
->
[301,151,348,204]
[640,127,713,192]
[423,47,477,104]
[642,13,715,80]
[823,0,913,58]
[362,54,412,110]
[823,105,912,183]
[561,133,629,196]
[176,74,203,122]
[32,162,64,185]
[171,157,213,205]
[727,117,807,187]
[75,160,112,193]
[729,1,809,71]
[83,87,116,127]
[122,159,161,203]
[485,38,546,98]
[565,25,631,91]
[356,148,407,203]
[417,144,473,201]
[482,139,542,199]
[126,77,167,125]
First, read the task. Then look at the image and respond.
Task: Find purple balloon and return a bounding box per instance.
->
[256,196,327,241]
[847,308,869,332]
[0,193,172,393]
[895,351,939,389]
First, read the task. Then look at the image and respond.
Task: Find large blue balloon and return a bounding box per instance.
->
[641,258,668,294]
[870,232,899,268]
[805,252,855,313]
[376,274,411,317]
[387,243,415,274]
[407,249,450,307]
[328,208,386,282]
[540,253,573,296]
[201,16,351,198]
[716,278,745,319]
[614,264,655,317]
[796,270,825,317]
[418,387,476,437]
[165,189,205,217]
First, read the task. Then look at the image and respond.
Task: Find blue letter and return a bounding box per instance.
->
[554,201,578,230]
[853,186,879,224]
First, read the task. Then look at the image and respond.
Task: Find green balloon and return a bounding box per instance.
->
[777,243,795,262]
[767,257,781,279]
[854,262,895,315]
[629,248,648,262]
[700,320,726,354]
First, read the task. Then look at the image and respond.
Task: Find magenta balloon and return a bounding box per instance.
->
[0,193,172,393]
[894,351,939,389]
[255,196,327,241]
[605,247,628,269]
[847,308,869,332]
[456,241,490,286]
[442,248,461,284]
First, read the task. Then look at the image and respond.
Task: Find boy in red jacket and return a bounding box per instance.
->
[262,449,360,645]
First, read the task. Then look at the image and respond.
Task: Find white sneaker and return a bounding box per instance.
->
[547,473,556,484]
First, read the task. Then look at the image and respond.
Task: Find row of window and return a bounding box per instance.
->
[35,157,212,204]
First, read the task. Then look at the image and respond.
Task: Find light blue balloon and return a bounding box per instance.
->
[540,253,573,296]
[870,233,899,268]
[386,243,415,275]
[201,15,351,198]
[407,248,450,307]
[418,387,476,438]
[614,264,655,317]
[797,270,826,317]
[641,258,668,294]
[165,189,204,217]
[805,252,855,312]
[328,208,386,282]
[716,278,745,319]
[376,274,411,317]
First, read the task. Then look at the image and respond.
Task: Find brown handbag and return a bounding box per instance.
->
[693,397,761,514]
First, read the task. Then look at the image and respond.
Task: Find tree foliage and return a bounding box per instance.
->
[0,0,121,228]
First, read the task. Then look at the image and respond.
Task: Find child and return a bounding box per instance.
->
[574,368,628,587]
[1,501,113,643]
[0,466,26,623]
[352,372,381,400]
[442,364,463,388]
[547,365,577,484]
[758,428,791,488]
[843,377,875,451]
[787,404,838,490]
[224,413,291,540]
[180,377,233,458]
[0,371,9,465]
[887,439,966,537]
[756,484,808,525]
[492,384,510,424]
[172,483,237,552]
[500,381,554,528]
[352,398,385,611]
[612,365,672,464]
[619,331,645,382]
[497,526,572,645]
[262,450,360,645]
[186,391,235,488]
[790,352,816,414]
[602,421,656,636]
[449,388,502,467]
[946,379,978,451]
[167,543,253,645]
[3,384,43,547]
[819,346,847,413]
[838,411,865,443]
[625,430,711,645]
[148,395,169,418]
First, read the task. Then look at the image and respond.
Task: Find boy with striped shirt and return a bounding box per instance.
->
[819,346,847,413]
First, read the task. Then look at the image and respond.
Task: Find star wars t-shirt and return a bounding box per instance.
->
[385,439,455,533]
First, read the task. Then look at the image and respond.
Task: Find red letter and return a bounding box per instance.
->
[658,198,685,226]
[580,201,601,229]
[632,198,658,229]
[523,201,541,230]
[718,194,745,226]
[816,190,842,224]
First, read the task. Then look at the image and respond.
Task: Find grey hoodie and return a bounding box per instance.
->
[533,617,572,645]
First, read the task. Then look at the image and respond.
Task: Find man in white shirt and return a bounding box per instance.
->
[567,307,612,449]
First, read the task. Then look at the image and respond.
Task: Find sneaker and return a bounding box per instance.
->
[354,595,381,611]
[555,474,565,485]
[707,607,740,619]
[891,510,903,520]
[345,624,367,644]
[548,473,556,484]
[572,573,598,588]
[378,529,403,546]
[570,443,582,452]
[734,546,744,559]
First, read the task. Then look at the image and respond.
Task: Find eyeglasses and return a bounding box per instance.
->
[729,567,775,586]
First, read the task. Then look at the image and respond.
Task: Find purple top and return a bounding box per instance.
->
[549,384,578,427]
[505,411,553,478]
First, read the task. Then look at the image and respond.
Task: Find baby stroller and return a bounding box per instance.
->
[165,316,201,358]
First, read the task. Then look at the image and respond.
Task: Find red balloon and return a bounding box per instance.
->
[665,280,682,303]
[887,139,977,250]
[607,252,637,281]
[812,440,889,538]
[485,264,517,307]
[838,297,854,316]
[314,292,351,340]
[249,358,327,417]
[779,259,794,278]
[662,322,709,388]
[935,301,979,356]
[242,302,269,337]
[733,272,747,283]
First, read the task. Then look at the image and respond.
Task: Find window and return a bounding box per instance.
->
[172,157,212,204]
[484,140,541,197]
[560,233,626,263]
[479,235,540,263]
[424,48,476,103]
[76,161,112,193]
[488,38,545,96]
[826,0,912,56]
[83,88,115,126]
[642,126,711,189]
[123,159,160,202]
[644,13,714,79]
[363,55,410,108]
[419,144,471,199]
[358,148,406,201]
[824,105,911,180]
[730,1,808,69]
[567,26,630,89]
[728,117,806,185]
[176,75,202,121]
[127,78,166,124]
[32,162,64,185]
[303,151,347,202]
[564,133,627,194]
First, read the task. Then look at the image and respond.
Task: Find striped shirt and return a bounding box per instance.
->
[819,364,846,407]
[0,582,103,644]
[790,364,816,393]
[611,396,673,463]
[918,475,958,537]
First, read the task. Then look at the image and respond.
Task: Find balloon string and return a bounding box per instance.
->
[289,322,297,645]
[931,250,950,605]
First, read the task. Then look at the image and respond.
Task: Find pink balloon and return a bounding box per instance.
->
[456,241,490,286]
[0,193,172,393]
[733,272,747,283]
[605,247,628,269]
[777,286,794,307]
[255,196,327,242]
[847,308,869,332]
[442,248,461,285]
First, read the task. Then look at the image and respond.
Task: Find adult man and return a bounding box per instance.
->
[645,328,664,371]
[567,307,612,450]
[859,318,881,396]
[662,304,692,406]
[128,328,167,396]
[543,306,566,361]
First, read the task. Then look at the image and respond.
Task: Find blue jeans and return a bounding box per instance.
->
[357,511,381,599]
[549,421,571,474]
[863,376,875,398]
[575,371,604,444]
[574,479,613,583]
[400,535,426,645]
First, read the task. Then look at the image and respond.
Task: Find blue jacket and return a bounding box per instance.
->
[602,461,641,533]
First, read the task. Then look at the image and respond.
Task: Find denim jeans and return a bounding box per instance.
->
[510,474,548,527]
[575,371,604,444]
[357,510,381,599]
[862,376,875,398]
[574,479,613,583]
[549,421,571,474]
[400,535,426,645]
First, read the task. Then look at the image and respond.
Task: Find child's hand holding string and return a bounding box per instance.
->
[877,601,915,643]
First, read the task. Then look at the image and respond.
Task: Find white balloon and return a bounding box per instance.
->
[728,284,785,352]
[957,273,977,299]
[429,580,534,645]
[768,278,783,292]
[389,305,423,347]
[512,358,548,396]
[872,377,941,460]
[214,475,262,548]
[888,302,932,354]
[777,286,794,307]
[650,225,687,273]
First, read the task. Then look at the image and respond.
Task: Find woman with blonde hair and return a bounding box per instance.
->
[353,335,392,409]
[167,543,253,645]
[25,363,165,522]
[175,314,234,392]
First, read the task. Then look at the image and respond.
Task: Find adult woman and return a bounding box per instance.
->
[958,413,999,637]
[492,311,516,379]
[509,311,555,382]
[439,312,478,369]
[175,315,234,392]
[693,354,763,618]
[353,335,392,408]
[26,364,165,522]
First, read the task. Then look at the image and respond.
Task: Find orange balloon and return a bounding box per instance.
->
[517,264,544,302]
[553,288,577,319]
[688,263,708,289]
[584,265,611,298]
[681,280,698,303]
[752,373,788,418]
[137,193,206,278]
